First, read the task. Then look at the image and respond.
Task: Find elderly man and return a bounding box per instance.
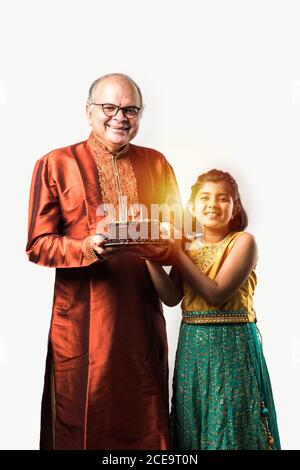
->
[26,73,181,450]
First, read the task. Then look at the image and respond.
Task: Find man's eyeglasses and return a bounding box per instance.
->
[90,103,141,119]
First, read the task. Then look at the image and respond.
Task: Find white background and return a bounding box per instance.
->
[0,0,299,450]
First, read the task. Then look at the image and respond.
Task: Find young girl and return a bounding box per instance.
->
[145,169,281,450]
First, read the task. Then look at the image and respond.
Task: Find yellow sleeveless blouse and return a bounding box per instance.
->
[181,231,257,324]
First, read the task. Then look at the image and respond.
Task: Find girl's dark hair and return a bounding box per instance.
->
[188,169,248,232]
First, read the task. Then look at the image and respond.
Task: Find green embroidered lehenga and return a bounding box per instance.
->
[170,232,280,450]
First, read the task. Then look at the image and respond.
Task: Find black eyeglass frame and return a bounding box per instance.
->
[90,103,141,119]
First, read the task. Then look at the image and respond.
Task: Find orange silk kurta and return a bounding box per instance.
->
[26,133,181,450]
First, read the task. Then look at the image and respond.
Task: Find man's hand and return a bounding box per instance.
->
[90,234,125,260]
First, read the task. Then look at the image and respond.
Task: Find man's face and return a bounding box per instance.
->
[86,78,141,153]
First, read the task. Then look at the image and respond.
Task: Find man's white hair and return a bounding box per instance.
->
[87,73,144,108]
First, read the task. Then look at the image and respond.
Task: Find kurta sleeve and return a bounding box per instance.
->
[26,157,100,268]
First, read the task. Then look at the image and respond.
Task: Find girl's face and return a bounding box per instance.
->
[194,181,235,231]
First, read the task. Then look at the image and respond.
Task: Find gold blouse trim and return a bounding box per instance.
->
[182,309,250,324]
[186,233,233,273]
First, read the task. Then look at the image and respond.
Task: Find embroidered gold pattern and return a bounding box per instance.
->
[186,233,232,273]
[88,132,139,210]
[116,158,139,207]
[182,309,249,324]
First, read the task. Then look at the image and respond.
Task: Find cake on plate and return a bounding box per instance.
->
[104,219,168,246]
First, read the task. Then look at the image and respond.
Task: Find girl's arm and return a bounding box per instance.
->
[174,232,258,307]
[145,260,183,306]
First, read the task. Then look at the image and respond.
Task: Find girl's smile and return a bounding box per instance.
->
[194,181,235,241]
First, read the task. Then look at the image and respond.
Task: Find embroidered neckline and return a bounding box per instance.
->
[187,232,234,252]
[202,232,233,247]
[186,232,235,273]
[87,131,138,211]
[87,131,129,158]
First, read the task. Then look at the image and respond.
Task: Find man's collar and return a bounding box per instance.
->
[87,132,129,158]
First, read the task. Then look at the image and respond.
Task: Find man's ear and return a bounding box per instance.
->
[86,103,93,126]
